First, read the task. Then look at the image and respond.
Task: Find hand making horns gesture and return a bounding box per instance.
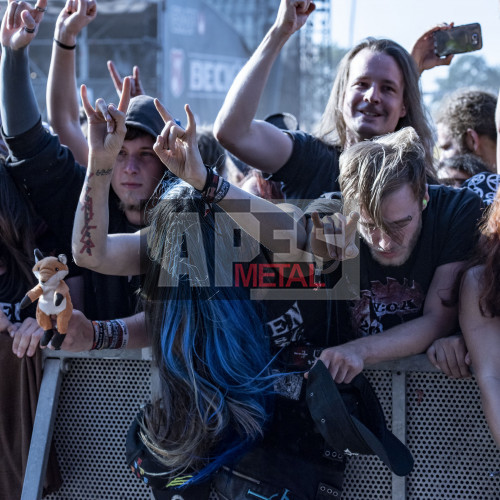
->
[80,77,131,160]
[2,0,47,49]
[310,210,360,261]
[153,101,207,191]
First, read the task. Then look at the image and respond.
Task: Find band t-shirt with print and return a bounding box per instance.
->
[0,284,26,324]
[341,185,481,339]
[463,171,500,206]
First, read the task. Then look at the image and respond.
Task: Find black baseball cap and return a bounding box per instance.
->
[306,361,414,476]
[125,95,166,139]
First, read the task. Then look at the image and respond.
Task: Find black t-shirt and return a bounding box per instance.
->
[230,255,333,353]
[4,120,142,320]
[267,130,341,206]
[0,291,23,324]
[241,253,346,493]
[0,274,35,323]
[264,298,330,351]
[0,217,55,323]
[337,185,482,339]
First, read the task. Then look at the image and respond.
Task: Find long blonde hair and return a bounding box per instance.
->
[316,38,436,180]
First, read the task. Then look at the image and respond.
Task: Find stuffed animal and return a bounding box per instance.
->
[20,249,73,350]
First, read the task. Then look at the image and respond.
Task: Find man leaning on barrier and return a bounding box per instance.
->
[308,127,482,384]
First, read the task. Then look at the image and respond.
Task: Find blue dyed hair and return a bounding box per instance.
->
[140,182,275,484]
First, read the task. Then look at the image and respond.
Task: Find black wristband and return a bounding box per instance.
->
[203,171,220,203]
[213,178,230,203]
[54,38,76,50]
[197,166,214,194]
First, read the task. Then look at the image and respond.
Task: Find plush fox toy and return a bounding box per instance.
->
[20,249,73,350]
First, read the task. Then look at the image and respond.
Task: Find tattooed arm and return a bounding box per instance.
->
[72,80,146,276]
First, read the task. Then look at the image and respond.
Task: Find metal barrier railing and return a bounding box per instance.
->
[25,352,499,500]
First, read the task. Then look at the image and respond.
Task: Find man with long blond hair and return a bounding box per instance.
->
[214,0,441,204]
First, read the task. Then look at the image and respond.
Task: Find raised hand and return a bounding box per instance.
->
[80,77,131,160]
[310,210,359,261]
[153,101,206,190]
[55,0,97,46]
[108,60,145,99]
[274,0,316,38]
[411,24,454,75]
[1,0,47,50]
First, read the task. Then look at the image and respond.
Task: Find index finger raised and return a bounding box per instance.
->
[107,60,123,93]
[80,84,95,117]
[118,76,131,113]
[184,103,197,137]
[154,98,175,125]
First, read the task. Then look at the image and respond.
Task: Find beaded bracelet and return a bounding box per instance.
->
[91,319,129,350]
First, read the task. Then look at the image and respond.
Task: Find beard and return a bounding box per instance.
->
[118,198,149,214]
[366,215,422,267]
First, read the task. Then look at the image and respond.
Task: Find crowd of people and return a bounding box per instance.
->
[1,0,499,498]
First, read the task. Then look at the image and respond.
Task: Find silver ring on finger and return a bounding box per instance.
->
[35,6,47,12]
[24,26,36,33]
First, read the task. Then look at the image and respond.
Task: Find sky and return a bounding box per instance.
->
[330,0,500,94]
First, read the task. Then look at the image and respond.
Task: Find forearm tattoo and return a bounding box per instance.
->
[79,174,97,255]
[95,168,113,176]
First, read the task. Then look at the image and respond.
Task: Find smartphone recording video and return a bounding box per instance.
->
[434,23,482,58]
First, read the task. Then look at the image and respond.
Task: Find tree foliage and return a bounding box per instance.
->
[432,54,500,105]
[299,44,349,131]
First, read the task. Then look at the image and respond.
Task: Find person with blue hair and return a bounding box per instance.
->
[133,182,278,495]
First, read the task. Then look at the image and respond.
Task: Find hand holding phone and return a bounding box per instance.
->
[434,23,482,58]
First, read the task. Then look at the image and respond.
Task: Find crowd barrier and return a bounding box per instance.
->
[23,351,499,500]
